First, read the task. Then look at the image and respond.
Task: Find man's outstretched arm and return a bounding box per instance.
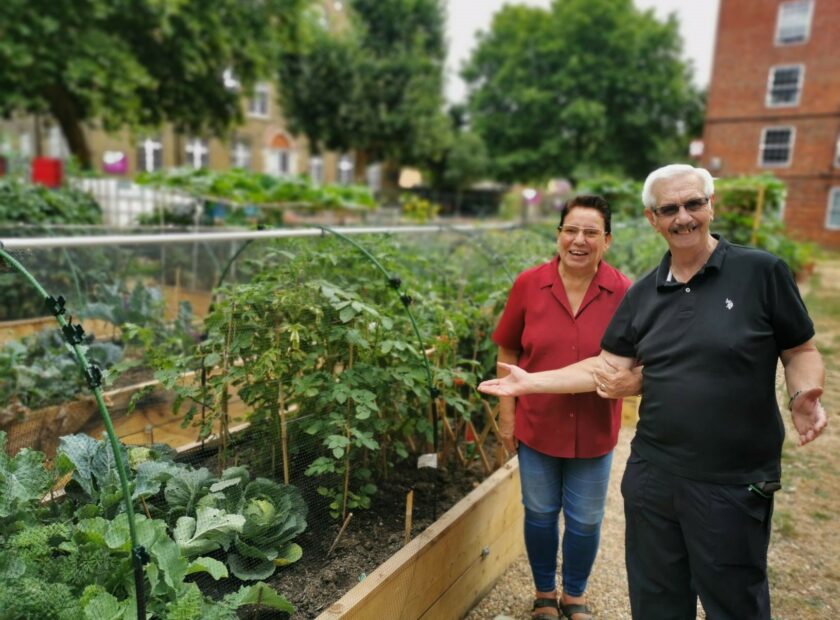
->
[478,350,635,398]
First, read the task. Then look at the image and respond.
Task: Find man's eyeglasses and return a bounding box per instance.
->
[651,197,709,217]
[557,226,605,239]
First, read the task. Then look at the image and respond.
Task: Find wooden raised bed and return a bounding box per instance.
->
[316,397,640,619]
[0,284,213,345]
[317,457,524,620]
[3,369,247,457]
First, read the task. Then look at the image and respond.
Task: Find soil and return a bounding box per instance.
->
[274,456,490,618]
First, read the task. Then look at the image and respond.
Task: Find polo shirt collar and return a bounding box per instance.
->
[656,234,729,290]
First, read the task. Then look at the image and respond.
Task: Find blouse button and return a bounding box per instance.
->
[685,287,691,293]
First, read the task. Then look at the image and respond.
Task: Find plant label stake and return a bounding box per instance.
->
[404,489,414,546]
[417,453,438,469]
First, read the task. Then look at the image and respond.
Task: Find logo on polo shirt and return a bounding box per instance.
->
[725,298,734,310]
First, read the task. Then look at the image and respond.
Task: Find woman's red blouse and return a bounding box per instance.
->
[492,257,632,458]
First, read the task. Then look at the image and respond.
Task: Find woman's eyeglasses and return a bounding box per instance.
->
[557,226,605,239]
[651,197,709,217]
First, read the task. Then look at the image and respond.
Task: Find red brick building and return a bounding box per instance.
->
[702,0,840,246]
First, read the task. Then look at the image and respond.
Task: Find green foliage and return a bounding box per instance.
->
[277,0,449,172]
[0,436,298,617]
[131,231,551,521]
[0,576,82,620]
[136,168,376,225]
[0,180,102,224]
[576,175,645,218]
[400,195,441,222]
[0,329,123,414]
[463,0,702,182]
[712,175,816,276]
[0,0,310,167]
[0,431,54,528]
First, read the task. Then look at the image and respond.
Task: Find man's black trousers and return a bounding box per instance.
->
[621,449,774,620]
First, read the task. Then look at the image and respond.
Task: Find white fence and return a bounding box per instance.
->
[72,178,197,227]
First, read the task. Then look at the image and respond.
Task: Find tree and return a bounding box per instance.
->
[423,105,489,192]
[461,0,702,183]
[277,0,449,192]
[0,0,308,168]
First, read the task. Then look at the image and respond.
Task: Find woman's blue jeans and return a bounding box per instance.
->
[518,442,613,596]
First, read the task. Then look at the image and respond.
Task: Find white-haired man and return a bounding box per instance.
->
[479,164,827,619]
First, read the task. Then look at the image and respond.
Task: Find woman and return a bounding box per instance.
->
[492,194,640,620]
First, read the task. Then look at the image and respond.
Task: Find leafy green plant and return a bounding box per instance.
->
[1,432,298,617]
[57,434,308,582]
[136,168,376,227]
[0,180,102,225]
[0,329,123,418]
[400,194,441,222]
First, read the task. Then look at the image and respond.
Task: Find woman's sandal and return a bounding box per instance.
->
[531,596,561,620]
[559,601,595,620]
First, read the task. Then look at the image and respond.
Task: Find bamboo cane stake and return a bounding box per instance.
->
[327,512,354,558]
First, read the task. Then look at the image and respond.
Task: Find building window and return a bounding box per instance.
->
[248,83,270,118]
[337,153,354,185]
[366,163,382,192]
[827,188,840,229]
[775,0,814,45]
[230,137,252,169]
[766,65,804,107]
[18,133,33,158]
[185,138,209,169]
[137,137,163,172]
[47,126,69,158]
[759,127,795,167]
[834,134,840,168]
[264,132,294,177]
[309,156,324,184]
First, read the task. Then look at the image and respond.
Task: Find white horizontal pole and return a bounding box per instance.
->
[0,222,516,250]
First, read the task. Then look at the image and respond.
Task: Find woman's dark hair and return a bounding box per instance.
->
[559,194,612,234]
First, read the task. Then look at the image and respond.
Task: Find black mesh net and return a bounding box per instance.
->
[0,225,553,618]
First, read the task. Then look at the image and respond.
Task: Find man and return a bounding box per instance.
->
[478,164,827,620]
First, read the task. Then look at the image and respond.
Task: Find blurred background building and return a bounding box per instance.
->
[702,0,840,246]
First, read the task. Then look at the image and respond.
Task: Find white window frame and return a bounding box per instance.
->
[337,153,354,185]
[834,133,840,168]
[230,137,252,169]
[758,126,795,168]
[826,187,840,230]
[137,137,164,173]
[185,138,210,169]
[766,64,804,107]
[775,0,814,46]
[248,83,270,118]
[309,156,324,184]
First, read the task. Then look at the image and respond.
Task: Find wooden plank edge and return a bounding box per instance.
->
[316,456,522,620]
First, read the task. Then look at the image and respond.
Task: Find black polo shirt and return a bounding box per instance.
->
[601,235,814,484]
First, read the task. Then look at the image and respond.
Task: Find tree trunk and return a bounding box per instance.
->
[353,149,369,185]
[44,85,92,169]
[379,160,402,206]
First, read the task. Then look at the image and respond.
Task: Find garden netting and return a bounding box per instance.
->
[0,221,667,618]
